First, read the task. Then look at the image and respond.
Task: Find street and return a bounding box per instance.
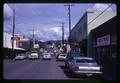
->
[3,54,100,80]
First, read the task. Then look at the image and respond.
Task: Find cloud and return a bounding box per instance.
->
[30,10,42,16]
[4,4,13,20]
[50,27,62,35]
[92,4,112,11]
[3,4,69,41]
[31,11,37,15]
[26,26,62,41]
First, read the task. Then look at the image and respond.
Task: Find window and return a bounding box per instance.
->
[111,35,116,45]
[76,59,96,63]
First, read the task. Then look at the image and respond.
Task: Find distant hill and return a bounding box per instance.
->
[38,40,62,48]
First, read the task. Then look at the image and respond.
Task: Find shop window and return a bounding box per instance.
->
[111,35,117,45]
[83,22,87,35]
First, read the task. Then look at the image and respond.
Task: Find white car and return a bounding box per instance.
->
[28,51,39,59]
[43,53,52,60]
[14,53,27,60]
[57,53,67,61]
[68,57,103,76]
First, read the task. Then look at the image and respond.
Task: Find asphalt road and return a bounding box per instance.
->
[3,55,101,80]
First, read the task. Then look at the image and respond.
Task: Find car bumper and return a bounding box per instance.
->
[14,59,24,60]
[73,70,102,75]
[43,57,51,60]
[28,57,39,59]
[57,58,65,61]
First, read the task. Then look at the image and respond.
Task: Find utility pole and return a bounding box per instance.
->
[60,22,64,46]
[64,3,74,47]
[12,8,15,59]
[32,28,35,48]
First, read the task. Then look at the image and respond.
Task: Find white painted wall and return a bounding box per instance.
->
[71,9,116,43]
[3,32,12,48]
[4,32,17,48]
[87,10,116,35]
[87,10,116,57]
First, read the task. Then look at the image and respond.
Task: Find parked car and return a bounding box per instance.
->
[68,57,103,76]
[42,53,52,60]
[65,51,80,67]
[14,53,27,60]
[57,53,67,61]
[25,52,30,58]
[28,51,39,59]
[50,52,54,55]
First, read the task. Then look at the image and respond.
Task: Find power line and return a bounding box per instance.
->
[88,4,113,25]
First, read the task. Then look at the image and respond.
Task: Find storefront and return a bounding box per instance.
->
[79,39,87,56]
[90,16,117,66]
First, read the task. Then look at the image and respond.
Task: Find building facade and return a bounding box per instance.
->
[70,9,116,56]
[19,38,31,51]
[3,32,25,59]
[90,16,117,65]
[90,16,117,80]
[3,32,12,48]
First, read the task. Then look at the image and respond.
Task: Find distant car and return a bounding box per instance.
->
[14,53,27,60]
[49,52,54,55]
[25,52,30,57]
[57,53,67,61]
[68,57,103,76]
[42,53,52,60]
[28,51,39,59]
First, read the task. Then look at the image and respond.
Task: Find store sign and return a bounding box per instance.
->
[97,35,110,46]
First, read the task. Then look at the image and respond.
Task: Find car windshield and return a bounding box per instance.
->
[60,54,66,56]
[44,53,50,55]
[31,52,37,53]
[76,59,96,63]
[17,54,25,56]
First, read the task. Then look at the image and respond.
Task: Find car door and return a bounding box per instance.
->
[68,56,73,68]
[69,59,74,70]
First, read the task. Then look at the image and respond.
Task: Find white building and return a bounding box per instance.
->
[71,9,116,56]
[3,32,25,50]
[3,32,12,48]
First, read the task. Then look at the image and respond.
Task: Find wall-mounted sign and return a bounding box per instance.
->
[97,35,110,46]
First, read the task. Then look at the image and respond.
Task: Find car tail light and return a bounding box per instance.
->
[74,66,79,71]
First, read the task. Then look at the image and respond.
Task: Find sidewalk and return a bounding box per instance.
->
[102,62,116,80]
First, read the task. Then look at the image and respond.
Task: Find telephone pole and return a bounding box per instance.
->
[59,22,65,53]
[61,22,64,46]
[12,8,15,59]
[64,3,74,47]
[32,28,35,48]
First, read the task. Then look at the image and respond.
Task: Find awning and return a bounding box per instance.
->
[4,47,25,50]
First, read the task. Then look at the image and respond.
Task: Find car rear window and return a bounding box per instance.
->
[31,52,37,53]
[60,54,66,56]
[76,59,96,63]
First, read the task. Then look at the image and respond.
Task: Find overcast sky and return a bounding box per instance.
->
[3,3,116,41]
